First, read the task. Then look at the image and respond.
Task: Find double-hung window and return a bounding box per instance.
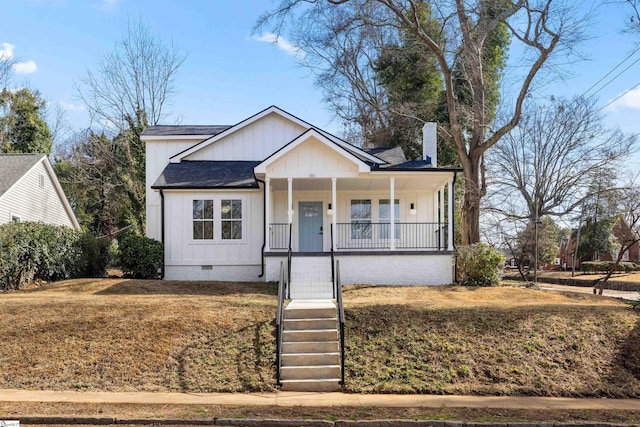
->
[350,199,372,239]
[379,199,399,239]
[193,200,214,240]
[221,199,242,240]
[192,198,243,241]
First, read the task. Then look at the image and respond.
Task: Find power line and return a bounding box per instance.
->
[579,44,640,99]
[595,80,640,114]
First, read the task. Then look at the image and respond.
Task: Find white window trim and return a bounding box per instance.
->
[192,199,215,241]
[189,196,247,245]
[348,198,402,242]
[10,213,21,223]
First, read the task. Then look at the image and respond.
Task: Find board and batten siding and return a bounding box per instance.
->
[265,137,361,179]
[184,114,307,162]
[162,190,264,281]
[145,139,202,240]
[0,160,76,228]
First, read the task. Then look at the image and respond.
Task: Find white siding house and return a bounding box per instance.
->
[0,154,80,229]
[143,106,460,288]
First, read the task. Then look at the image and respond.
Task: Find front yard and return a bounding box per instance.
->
[1,279,639,397]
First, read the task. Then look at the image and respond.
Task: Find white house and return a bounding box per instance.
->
[0,153,80,229]
[143,106,459,289]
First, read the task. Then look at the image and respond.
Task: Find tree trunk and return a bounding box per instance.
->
[461,163,482,244]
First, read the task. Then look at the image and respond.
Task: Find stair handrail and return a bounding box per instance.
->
[335,260,345,385]
[331,223,336,298]
[276,260,286,385]
[287,222,292,299]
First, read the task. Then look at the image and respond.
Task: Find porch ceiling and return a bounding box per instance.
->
[269,175,450,192]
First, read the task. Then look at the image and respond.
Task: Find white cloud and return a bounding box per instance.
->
[605,86,640,112]
[252,32,305,59]
[0,42,15,60]
[13,60,37,74]
[59,101,85,111]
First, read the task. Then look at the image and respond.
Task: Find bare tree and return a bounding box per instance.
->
[257,0,590,244]
[67,19,187,234]
[486,96,635,223]
[0,48,17,87]
[76,18,187,132]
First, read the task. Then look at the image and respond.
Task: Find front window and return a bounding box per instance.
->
[193,200,214,240]
[350,199,371,239]
[379,199,399,239]
[221,199,242,240]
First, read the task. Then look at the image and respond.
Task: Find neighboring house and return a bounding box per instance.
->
[0,153,80,229]
[143,106,460,288]
[557,219,640,269]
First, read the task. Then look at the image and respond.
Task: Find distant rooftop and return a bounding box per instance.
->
[0,153,45,198]
[141,125,232,136]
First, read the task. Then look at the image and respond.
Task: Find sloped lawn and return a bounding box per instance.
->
[343,286,640,396]
[1,280,639,397]
[0,279,277,392]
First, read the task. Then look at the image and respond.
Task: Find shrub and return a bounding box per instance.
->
[581,261,637,274]
[74,233,112,278]
[0,222,81,291]
[456,243,505,287]
[118,235,163,279]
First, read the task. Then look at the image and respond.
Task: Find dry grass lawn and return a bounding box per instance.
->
[342,285,640,396]
[0,280,639,398]
[0,278,277,392]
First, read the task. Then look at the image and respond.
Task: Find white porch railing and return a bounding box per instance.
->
[269,222,448,251]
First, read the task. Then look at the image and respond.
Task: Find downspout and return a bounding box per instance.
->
[256,177,266,278]
[452,171,458,284]
[160,189,165,279]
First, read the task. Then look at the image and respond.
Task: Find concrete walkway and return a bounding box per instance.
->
[538,283,640,300]
[1,389,639,411]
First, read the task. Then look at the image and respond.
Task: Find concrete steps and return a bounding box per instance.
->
[280,299,341,392]
[289,256,333,299]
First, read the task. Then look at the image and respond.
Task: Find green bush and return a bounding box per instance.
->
[581,261,637,274]
[0,222,115,291]
[118,235,163,279]
[0,222,81,290]
[74,233,112,278]
[456,243,505,286]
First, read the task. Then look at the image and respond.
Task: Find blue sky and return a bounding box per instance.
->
[2,0,640,159]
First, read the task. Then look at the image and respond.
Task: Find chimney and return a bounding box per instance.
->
[422,122,437,167]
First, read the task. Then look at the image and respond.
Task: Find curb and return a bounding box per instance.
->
[7,418,640,427]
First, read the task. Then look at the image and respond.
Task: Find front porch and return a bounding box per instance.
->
[263,175,455,254]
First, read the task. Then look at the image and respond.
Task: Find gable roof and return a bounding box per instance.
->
[142,125,232,136]
[0,153,46,198]
[151,161,261,190]
[254,128,371,175]
[0,153,80,229]
[169,105,385,165]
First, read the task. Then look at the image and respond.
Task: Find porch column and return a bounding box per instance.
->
[390,177,395,250]
[265,178,271,251]
[332,177,337,251]
[447,177,453,251]
[433,191,438,222]
[439,185,445,249]
[287,178,293,224]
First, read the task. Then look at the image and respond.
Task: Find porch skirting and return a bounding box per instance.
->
[265,252,454,286]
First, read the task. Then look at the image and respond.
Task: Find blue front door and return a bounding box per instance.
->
[299,201,323,252]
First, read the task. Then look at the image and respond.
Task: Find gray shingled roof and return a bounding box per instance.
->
[377,160,433,170]
[364,146,408,165]
[141,125,232,136]
[152,161,261,189]
[0,153,45,198]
